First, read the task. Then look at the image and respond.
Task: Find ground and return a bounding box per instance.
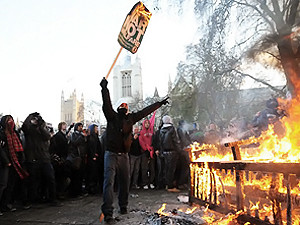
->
[0,189,204,225]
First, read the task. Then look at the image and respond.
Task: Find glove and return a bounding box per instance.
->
[100,77,108,88]
[160,97,169,105]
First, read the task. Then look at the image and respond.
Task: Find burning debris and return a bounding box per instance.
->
[146,203,206,225]
[185,95,300,224]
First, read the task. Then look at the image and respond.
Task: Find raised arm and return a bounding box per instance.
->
[100,78,116,121]
[132,97,169,124]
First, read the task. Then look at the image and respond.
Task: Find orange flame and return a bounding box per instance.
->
[157,203,168,216]
[135,2,152,22]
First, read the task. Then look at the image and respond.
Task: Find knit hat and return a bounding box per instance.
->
[162,115,172,124]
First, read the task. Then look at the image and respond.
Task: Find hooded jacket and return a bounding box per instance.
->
[87,124,102,161]
[139,112,156,158]
[101,87,163,153]
[22,112,51,163]
[70,122,87,158]
[159,123,181,152]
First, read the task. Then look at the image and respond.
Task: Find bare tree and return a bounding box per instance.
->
[220,0,300,94]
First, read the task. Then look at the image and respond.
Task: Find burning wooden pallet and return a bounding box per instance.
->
[188,141,300,225]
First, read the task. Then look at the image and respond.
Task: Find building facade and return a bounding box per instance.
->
[61,90,84,125]
[112,54,143,109]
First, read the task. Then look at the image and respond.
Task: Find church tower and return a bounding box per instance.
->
[61,89,84,125]
[112,53,143,109]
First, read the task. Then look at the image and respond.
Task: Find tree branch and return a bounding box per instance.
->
[286,0,300,26]
[233,0,276,33]
[260,50,281,61]
[233,69,286,95]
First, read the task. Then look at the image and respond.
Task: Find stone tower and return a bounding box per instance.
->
[112,53,143,109]
[60,90,84,125]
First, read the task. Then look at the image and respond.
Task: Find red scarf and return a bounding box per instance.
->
[6,124,29,179]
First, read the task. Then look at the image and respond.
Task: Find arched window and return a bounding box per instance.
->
[122,71,132,97]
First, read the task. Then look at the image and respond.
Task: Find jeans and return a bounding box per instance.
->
[101,151,130,217]
[155,155,165,189]
[163,151,178,189]
[129,154,141,187]
[141,152,155,186]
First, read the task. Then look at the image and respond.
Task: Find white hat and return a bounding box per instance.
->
[162,115,173,124]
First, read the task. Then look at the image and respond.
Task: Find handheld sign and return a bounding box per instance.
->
[105,1,152,79]
[118,1,152,54]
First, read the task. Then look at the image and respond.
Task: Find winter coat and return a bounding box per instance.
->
[22,113,51,163]
[0,128,10,168]
[49,131,69,159]
[177,126,191,149]
[159,124,181,152]
[87,125,102,161]
[129,134,142,156]
[101,87,163,153]
[70,131,87,158]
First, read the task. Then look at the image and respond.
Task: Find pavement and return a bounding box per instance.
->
[0,189,197,225]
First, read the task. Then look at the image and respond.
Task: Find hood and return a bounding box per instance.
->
[160,124,172,133]
[162,115,172,124]
[88,124,98,135]
[74,122,83,131]
[142,119,150,130]
[0,115,10,130]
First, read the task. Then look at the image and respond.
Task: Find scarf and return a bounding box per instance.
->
[6,126,29,179]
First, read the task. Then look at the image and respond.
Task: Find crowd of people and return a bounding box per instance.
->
[0,78,285,223]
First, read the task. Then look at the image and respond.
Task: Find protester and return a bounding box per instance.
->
[176,120,191,189]
[86,124,103,195]
[0,115,29,214]
[49,122,73,199]
[68,122,88,197]
[129,125,142,190]
[99,77,168,223]
[159,115,181,193]
[204,123,220,145]
[139,113,156,190]
[22,112,61,206]
[152,120,165,190]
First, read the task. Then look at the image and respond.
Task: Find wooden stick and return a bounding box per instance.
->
[105,46,123,80]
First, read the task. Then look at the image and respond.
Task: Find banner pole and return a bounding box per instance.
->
[105,46,123,80]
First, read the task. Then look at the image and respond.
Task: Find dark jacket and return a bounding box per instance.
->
[0,115,26,170]
[101,87,163,153]
[177,126,191,149]
[22,112,51,163]
[152,130,160,152]
[159,125,181,152]
[49,130,69,159]
[0,116,10,167]
[87,125,102,161]
[70,131,87,158]
[129,134,142,156]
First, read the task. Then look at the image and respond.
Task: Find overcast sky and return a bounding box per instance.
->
[0,0,198,126]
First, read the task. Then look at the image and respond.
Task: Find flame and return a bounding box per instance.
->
[157,203,168,216]
[188,76,300,223]
[189,97,300,163]
[135,2,152,21]
[185,206,198,214]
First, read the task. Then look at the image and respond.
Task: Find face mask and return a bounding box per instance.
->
[7,119,15,132]
[117,108,127,115]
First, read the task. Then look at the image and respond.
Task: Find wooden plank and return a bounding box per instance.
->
[190,162,300,177]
